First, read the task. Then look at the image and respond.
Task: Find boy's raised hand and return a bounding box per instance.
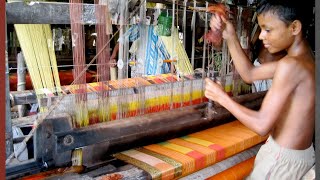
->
[210,14,237,41]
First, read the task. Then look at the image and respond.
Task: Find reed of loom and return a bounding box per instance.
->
[51,75,206,123]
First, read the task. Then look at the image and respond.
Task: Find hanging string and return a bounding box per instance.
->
[70,0,89,127]
[44,25,62,94]
[14,25,44,95]
[14,23,62,113]
[95,0,111,122]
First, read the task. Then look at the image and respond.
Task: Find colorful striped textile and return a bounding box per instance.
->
[113,121,267,180]
[47,74,206,124]
[181,144,260,180]
[206,156,255,180]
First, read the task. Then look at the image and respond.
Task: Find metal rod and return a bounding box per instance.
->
[201,1,208,104]
[17,52,26,117]
[190,0,196,69]
[182,0,187,46]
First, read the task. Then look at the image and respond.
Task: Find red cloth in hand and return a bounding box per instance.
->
[204,3,228,48]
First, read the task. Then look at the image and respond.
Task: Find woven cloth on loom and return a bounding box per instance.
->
[206,156,255,180]
[181,144,260,180]
[113,120,268,180]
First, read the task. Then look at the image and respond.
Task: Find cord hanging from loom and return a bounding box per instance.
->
[70,0,89,127]
[95,0,112,123]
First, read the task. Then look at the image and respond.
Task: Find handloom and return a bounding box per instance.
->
[6,1,263,179]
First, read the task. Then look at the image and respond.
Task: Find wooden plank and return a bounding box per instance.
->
[6,2,96,24]
[6,2,207,27]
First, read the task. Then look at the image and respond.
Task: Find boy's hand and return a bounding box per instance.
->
[210,14,237,41]
[204,78,226,104]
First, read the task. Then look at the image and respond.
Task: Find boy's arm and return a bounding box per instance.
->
[226,33,278,83]
[205,59,298,135]
[211,15,278,83]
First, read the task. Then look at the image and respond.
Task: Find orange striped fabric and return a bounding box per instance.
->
[206,156,255,180]
[113,121,267,180]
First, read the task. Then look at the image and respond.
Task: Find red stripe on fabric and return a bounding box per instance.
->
[209,144,225,161]
[186,151,206,170]
[165,76,177,82]
[153,78,165,84]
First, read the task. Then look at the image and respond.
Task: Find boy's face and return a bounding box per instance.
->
[257,12,294,54]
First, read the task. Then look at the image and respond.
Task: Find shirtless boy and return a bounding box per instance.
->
[205,0,315,179]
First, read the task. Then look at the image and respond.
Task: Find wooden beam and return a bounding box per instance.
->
[6,2,97,24]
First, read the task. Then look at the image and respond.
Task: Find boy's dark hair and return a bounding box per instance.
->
[256,0,314,37]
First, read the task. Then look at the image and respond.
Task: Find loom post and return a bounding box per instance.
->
[117,0,129,79]
[201,1,209,104]
[182,0,187,46]
[191,0,196,69]
[169,0,176,110]
[123,0,130,79]
[5,13,14,158]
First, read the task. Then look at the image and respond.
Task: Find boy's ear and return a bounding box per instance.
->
[290,20,302,35]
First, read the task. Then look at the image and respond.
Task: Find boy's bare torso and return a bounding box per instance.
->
[271,49,315,150]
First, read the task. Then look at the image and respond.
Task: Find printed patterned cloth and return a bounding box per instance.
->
[114,120,268,180]
[122,25,171,76]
